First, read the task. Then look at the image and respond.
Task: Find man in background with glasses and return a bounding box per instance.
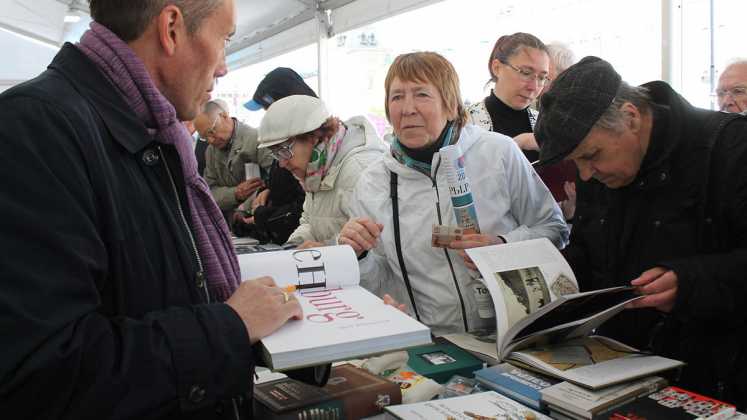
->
[195,98,273,223]
[716,59,747,114]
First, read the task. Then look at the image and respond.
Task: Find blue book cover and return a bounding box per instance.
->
[474,363,559,411]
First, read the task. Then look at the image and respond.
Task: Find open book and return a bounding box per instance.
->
[445,238,684,389]
[238,245,432,371]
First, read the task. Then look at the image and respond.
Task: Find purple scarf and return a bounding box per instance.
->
[77,23,240,301]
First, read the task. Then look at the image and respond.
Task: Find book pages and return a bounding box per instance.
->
[465,238,578,351]
[239,245,431,370]
[261,287,431,370]
[541,375,667,417]
[238,244,360,290]
[385,390,552,420]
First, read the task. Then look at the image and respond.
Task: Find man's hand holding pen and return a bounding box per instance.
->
[226,277,303,345]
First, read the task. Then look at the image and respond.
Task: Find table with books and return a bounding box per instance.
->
[238,241,743,419]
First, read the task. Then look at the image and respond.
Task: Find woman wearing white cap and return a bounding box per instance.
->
[257,95,384,247]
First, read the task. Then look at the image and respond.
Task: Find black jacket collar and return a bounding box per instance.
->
[49,43,152,154]
[627,81,698,192]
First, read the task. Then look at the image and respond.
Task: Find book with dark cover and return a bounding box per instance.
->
[474,362,559,411]
[254,363,401,420]
[406,342,483,384]
[599,386,736,420]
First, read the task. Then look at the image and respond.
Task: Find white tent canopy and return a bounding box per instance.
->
[0,0,443,92]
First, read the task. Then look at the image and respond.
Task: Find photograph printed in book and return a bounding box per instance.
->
[442,238,687,389]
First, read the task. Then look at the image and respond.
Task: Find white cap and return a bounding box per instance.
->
[257,95,330,148]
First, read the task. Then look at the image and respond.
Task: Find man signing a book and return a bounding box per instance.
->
[534,56,747,409]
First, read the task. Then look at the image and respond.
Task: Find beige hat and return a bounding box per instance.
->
[257,95,330,149]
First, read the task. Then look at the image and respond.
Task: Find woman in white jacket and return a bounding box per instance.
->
[339,52,569,336]
[257,95,384,247]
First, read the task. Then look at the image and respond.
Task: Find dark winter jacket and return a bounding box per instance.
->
[233,161,305,244]
[0,44,257,419]
[564,81,747,408]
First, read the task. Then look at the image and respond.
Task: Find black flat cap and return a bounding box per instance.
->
[535,56,622,166]
[244,67,317,111]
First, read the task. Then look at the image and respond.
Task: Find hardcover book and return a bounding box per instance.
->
[474,362,560,411]
[384,390,552,420]
[253,363,402,420]
[405,342,483,384]
[238,245,432,370]
[599,386,736,420]
[447,238,686,389]
[540,376,667,419]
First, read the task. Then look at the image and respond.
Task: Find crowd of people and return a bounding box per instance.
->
[0,0,745,418]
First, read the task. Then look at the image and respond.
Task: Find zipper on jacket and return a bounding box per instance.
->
[431,158,469,332]
[158,146,210,304]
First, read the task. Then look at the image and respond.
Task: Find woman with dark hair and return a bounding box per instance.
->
[468,32,550,162]
[469,33,577,217]
[339,52,568,335]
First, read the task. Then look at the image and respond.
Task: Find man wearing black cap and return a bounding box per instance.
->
[232,68,314,243]
[244,67,317,111]
[535,56,747,408]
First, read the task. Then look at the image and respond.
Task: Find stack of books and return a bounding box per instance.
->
[540,375,667,419]
[254,363,401,420]
[474,363,559,412]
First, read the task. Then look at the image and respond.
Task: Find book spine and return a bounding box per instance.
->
[591,389,660,420]
[475,378,542,411]
[256,400,345,420]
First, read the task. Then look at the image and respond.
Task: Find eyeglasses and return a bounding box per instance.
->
[502,61,551,85]
[198,114,220,141]
[269,140,295,161]
[715,86,747,100]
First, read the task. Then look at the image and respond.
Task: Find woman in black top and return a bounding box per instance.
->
[468,33,577,219]
[467,32,550,162]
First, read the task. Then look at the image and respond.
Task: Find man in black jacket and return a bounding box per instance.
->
[0,1,313,419]
[535,56,747,408]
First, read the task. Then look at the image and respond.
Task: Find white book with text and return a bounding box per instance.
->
[239,245,432,370]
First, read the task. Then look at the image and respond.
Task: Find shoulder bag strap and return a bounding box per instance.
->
[390,171,421,321]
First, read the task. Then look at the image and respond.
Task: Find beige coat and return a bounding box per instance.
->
[204,119,273,212]
[287,116,385,244]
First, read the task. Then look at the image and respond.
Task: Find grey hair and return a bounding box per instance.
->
[546,42,576,75]
[594,82,652,133]
[203,102,225,116]
[722,58,747,74]
[89,0,224,42]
